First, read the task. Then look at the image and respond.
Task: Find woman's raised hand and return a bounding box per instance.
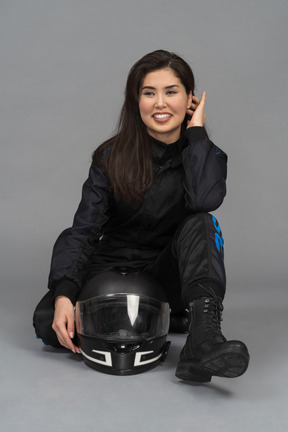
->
[187,92,207,128]
[52,296,81,354]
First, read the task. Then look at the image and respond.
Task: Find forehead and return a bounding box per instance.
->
[141,68,181,87]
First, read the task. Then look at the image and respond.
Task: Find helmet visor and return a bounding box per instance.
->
[75,294,170,341]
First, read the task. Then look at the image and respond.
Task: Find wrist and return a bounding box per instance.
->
[53,279,80,306]
[187,122,204,128]
[55,295,72,305]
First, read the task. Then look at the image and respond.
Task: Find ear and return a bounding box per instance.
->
[187,90,193,108]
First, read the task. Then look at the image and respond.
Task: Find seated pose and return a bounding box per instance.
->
[33,49,249,382]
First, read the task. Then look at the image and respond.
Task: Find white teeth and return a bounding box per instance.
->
[153,114,171,119]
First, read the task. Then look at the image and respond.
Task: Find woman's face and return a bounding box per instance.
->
[139,68,192,144]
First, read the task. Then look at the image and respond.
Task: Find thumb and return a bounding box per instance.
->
[199,91,206,106]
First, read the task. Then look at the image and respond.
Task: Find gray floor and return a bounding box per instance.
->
[1,283,287,432]
[1,1,287,430]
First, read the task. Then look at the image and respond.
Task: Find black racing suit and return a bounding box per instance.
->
[34,126,227,344]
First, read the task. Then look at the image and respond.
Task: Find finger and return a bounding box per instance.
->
[199,91,206,106]
[53,297,81,353]
[61,329,77,352]
[62,325,79,353]
[188,97,201,111]
[187,103,198,111]
[67,314,75,341]
[192,95,200,103]
[53,318,76,352]
[67,316,81,354]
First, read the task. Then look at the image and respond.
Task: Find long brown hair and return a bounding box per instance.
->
[93,50,199,204]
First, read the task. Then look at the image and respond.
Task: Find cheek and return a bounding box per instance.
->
[139,100,151,120]
[174,98,189,119]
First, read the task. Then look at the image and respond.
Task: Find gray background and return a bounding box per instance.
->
[1,1,287,431]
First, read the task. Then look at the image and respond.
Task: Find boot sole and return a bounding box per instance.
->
[176,341,250,382]
[175,362,212,382]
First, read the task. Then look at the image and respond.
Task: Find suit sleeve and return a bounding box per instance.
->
[47,164,112,303]
[182,127,227,212]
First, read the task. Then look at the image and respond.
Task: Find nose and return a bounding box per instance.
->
[155,94,167,108]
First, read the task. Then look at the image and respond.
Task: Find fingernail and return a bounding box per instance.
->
[70,332,74,339]
[72,349,76,354]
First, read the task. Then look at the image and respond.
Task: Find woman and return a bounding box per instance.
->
[34,50,249,382]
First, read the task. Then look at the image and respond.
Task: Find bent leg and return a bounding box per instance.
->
[33,291,62,348]
[171,214,249,381]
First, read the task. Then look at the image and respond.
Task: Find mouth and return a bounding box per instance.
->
[152,113,172,122]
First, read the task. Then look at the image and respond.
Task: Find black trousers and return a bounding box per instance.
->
[33,213,226,347]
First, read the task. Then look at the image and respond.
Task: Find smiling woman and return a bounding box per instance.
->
[33,49,249,382]
[139,69,193,144]
[93,50,207,204]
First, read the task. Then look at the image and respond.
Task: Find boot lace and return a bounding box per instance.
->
[188,284,225,340]
[202,297,223,337]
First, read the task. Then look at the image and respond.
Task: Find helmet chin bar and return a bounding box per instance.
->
[79,335,171,376]
[80,345,168,368]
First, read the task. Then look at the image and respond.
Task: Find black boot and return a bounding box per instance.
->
[175,294,250,383]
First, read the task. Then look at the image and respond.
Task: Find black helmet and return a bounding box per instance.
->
[75,270,171,375]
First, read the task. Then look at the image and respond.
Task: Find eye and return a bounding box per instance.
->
[143,91,155,96]
[166,90,177,95]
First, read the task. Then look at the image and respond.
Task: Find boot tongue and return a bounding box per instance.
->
[201,297,226,342]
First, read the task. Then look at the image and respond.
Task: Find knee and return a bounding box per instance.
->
[180,213,223,236]
[175,213,224,257]
[210,214,223,236]
[176,212,208,238]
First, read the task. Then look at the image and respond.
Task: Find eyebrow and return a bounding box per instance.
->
[141,84,180,91]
